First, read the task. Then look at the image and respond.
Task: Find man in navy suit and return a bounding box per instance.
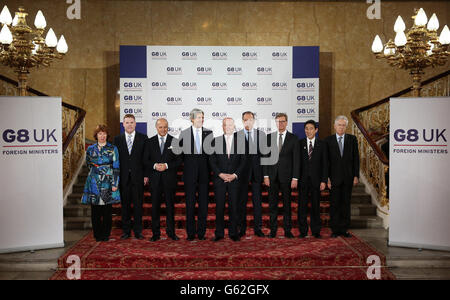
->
[209,118,246,242]
[236,111,266,238]
[298,120,328,239]
[176,109,213,241]
[263,113,300,238]
[145,118,182,241]
[325,116,360,238]
[113,114,149,240]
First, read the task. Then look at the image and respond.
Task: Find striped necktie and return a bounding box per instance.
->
[127,134,133,154]
[309,141,313,160]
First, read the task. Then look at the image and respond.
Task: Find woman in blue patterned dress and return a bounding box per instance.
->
[82,125,120,242]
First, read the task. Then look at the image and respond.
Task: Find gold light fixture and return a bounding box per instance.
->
[371,8,449,97]
[0,5,68,96]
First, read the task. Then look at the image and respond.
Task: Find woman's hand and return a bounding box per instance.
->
[112,187,118,192]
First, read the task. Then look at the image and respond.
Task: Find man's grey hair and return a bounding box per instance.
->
[190,108,204,121]
[334,115,349,126]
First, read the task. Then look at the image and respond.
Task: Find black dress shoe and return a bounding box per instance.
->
[298,233,307,239]
[213,236,224,242]
[102,237,110,242]
[198,236,206,241]
[230,236,240,242]
[255,231,266,238]
[150,236,160,242]
[331,233,339,238]
[269,232,276,238]
[313,234,322,239]
[95,238,102,242]
[120,233,131,240]
[168,235,180,241]
[135,233,145,240]
[284,232,295,239]
[187,236,195,241]
[342,232,352,238]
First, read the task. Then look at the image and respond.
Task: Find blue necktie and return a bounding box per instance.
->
[160,136,165,155]
[195,129,201,154]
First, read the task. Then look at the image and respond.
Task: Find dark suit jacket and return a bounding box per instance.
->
[144,134,182,190]
[209,134,247,182]
[299,138,328,187]
[177,126,213,184]
[236,129,266,182]
[113,131,148,187]
[263,131,300,183]
[325,134,360,185]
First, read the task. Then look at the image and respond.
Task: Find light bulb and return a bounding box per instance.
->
[394,16,406,33]
[34,10,46,29]
[371,35,383,53]
[415,8,428,27]
[395,31,407,46]
[56,35,68,54]
[439,25,450,45]
[12,15,18,27]
[0,5,12,25]
[427,13,439,31]
[45,28,57,47]
[0,24,12,44]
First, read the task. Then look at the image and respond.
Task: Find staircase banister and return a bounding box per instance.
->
[351,69,450,166]
[0,73,86,153]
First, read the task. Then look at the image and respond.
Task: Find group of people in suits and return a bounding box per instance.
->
[82,109,360,243]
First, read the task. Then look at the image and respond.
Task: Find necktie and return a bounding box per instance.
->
[127,134,133,154]
[245,131,249,141]
[226,135,232,158]
[195,129,201,154]
[338,136,343,157]
[160,136,165,155]
[279,133,283,153]
[309,141,313,160]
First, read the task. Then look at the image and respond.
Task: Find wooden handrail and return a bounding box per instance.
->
[351,69,450,166]
[0,74,86,153]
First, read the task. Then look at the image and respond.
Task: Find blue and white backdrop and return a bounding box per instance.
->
[120,45,319,139]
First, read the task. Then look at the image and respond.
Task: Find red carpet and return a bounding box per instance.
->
[50,228,395,280]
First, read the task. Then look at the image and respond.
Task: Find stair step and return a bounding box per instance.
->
[389,268,450,280]
[388,258,450,269]
[349,216,383,229]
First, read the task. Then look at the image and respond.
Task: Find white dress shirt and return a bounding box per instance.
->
[224,133,237,180]
[336,133,345,152]
[126,131,136,144]
[192,125,203,152]
[277,130,287,149]
[307,137,316,154]
[154,134,168,170]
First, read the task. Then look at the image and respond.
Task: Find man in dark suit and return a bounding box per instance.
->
[298,120,328,239]
[325,115,360,238]
[236,111,266,238]
[209,118,246,242]
[145,118,182,242]
[113,114,148,240]
[263,113,300,238]
[176,108,213,241]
